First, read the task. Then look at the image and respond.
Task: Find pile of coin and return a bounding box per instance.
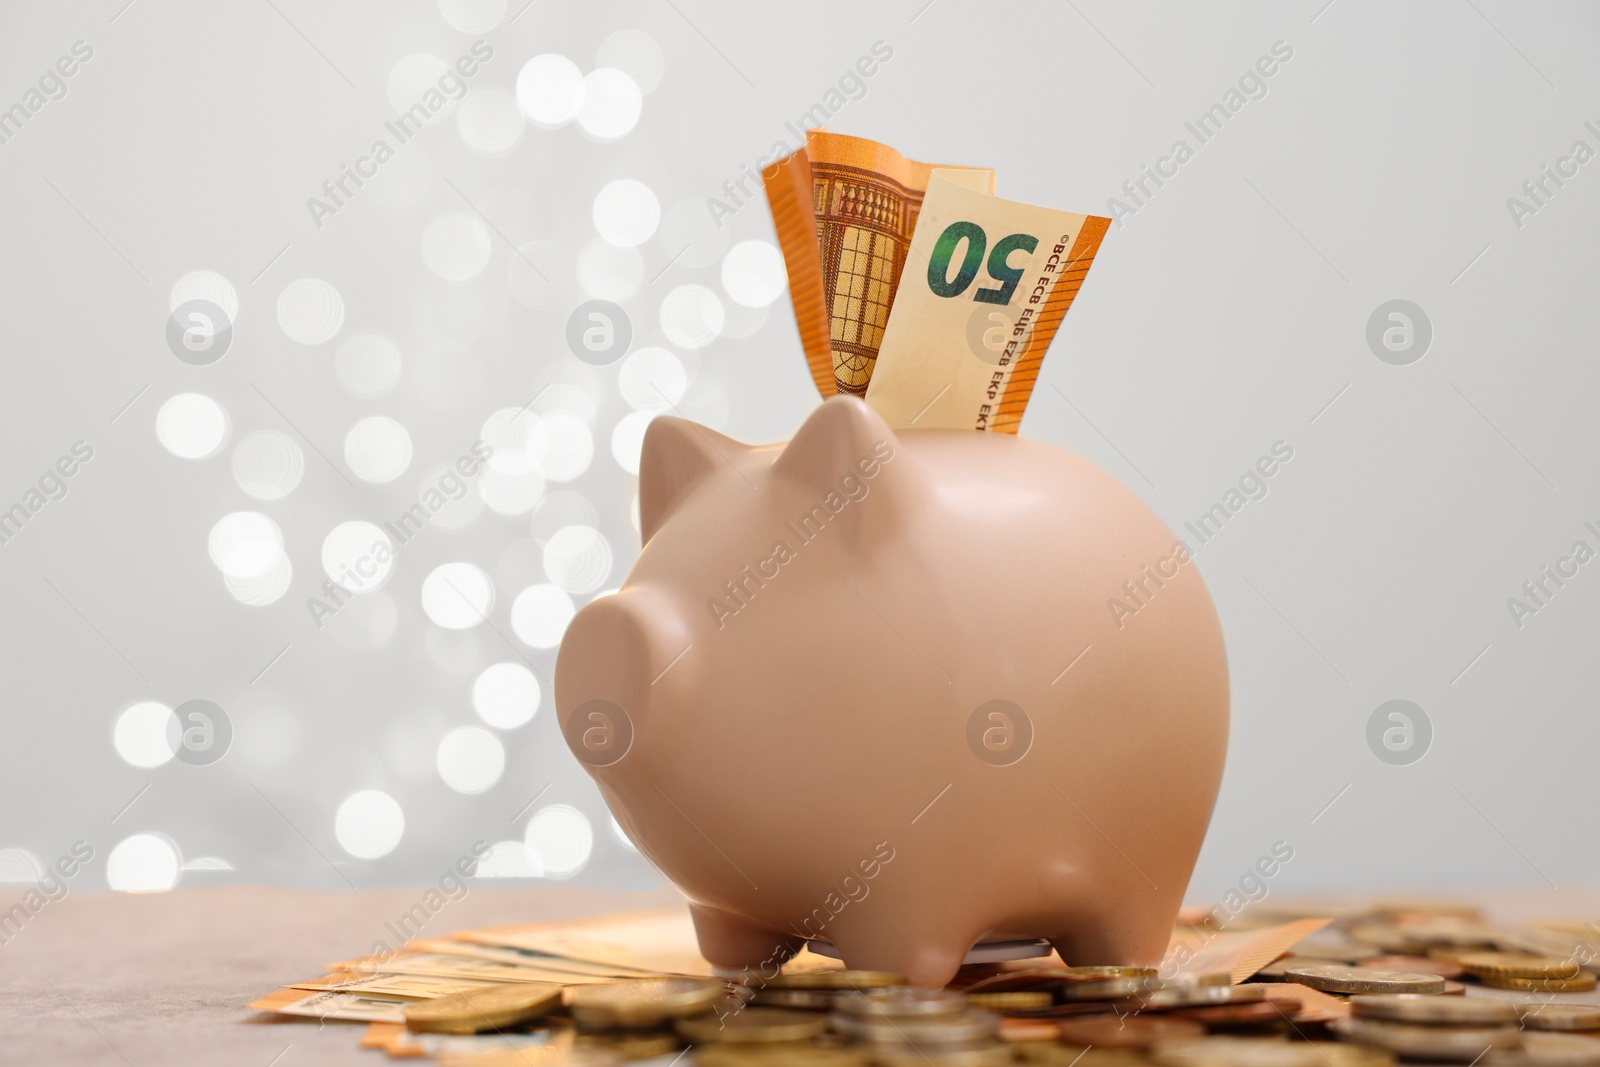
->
[828,988,1006,1066]
[261,896,1600,1066]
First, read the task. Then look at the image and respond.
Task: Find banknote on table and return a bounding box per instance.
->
[765,131,994,399]
[866,173,1110,433]
[335,940,640,983]
[250,986,412,1023]
[453,906,843,978]
[1163,916,1331,984]
[292,970,512,999]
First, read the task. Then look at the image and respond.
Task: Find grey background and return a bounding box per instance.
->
[1,0,1595,907]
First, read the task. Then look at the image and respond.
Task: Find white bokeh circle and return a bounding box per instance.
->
[618,347,686,412]
[575,68,641,140]
[334,790,405,860]
[524,804,593,879]
[542,526,612,593]
[516,55,583,127]
[438,0,504,33]
[335,334,403,400]
[344,417,414,483]
[436,725,506,794]
[113,701,176,769]
[660,284,725,349]
[721,240,788,308]
[457,89,524,157]
[472,662,540,729]
[322,521,395,589]
[107,834,181,893]
[510,584,575,648]
[232,430,305,500]
[156,394,229,459]
[208,511,283,580]
[276,278,345,344]
[611,410,653,475]
[593,179,659,247]
[169,270,239,320]
[538,413,594,482]
[421,562,494,629]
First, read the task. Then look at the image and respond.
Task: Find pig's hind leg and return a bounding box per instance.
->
[1046,908,1170,969]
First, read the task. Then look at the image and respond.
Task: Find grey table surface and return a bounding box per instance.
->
[1,883,685,1067]
[4,884,1598,1066]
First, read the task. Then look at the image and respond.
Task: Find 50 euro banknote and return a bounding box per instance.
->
[763,131,993,398]
[865,173,1110,433]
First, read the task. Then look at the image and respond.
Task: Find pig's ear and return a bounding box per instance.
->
[772,397,921,542]
[639,417,748,543]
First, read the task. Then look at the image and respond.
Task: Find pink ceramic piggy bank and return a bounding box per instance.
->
[555,397,1228,987]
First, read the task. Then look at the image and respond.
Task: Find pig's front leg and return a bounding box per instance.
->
[689,902,804,978]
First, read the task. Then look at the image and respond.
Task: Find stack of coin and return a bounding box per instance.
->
[1330,993,1523,1063]
[830,988,1009,1065]
[746,972,907,1013]
[563,977,724,1058]
[1514,1004,1600,1033]
[405,981,565,1035]
[679,1007,831,1047]
[1281,964,1447,996]
[1151,1036,1395,1067]
[1485,1032,1600,1067]
[1457,953,1597,993]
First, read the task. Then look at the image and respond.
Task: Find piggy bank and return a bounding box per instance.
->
[555,397,1228,987]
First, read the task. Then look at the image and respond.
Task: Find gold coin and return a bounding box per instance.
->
[678,1007,829,1045]
[1517,1004,1600,1031]
[1017,1047,1147,1066]
[834,988,968,1019]
[1153,1036,1390,1067]
[438,1049,623,1067]
[830,1008,1001,1046]
[868,1045,1015,1067]
[1283,964,1445,995]
[1063,974,1229,1002]
[1350,993,1517,1026]
[568,978,726,1029]
[966,992,1053,1013]
[1328,1017,1520,1060]
[750,989,837,1011]
[1479,974,1597,993]
[695,1046,865,1067]
[997,1016,1064,1043]
[762,972,907,992]
[1460,954,1587,981]
[1121,985,1266,1011]
[1062,966,1160,981]
[405,981,564,1034]
[575,1032,685,1060]
[1485,1031,1600,1067]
